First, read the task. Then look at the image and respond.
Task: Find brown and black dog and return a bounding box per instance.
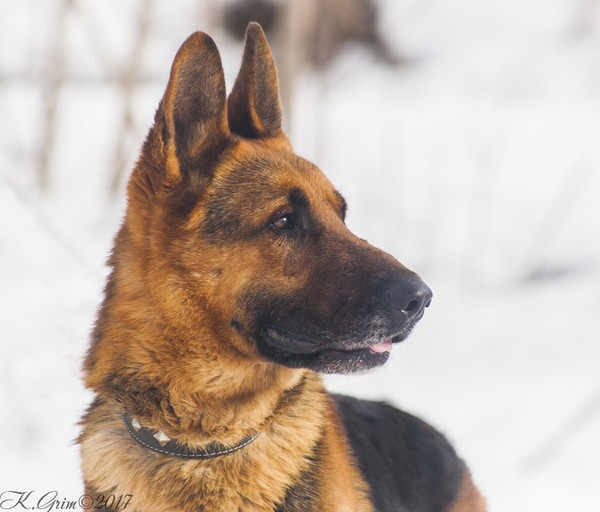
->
[79,23,485,512]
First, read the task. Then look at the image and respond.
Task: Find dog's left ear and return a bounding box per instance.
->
[228,23,288,142]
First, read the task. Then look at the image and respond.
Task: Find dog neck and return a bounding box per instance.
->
[149,363,309,446]
[121,412,260,458]
[80,372,343,512]
[94,350,308,447]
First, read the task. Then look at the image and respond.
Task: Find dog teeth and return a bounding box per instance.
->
[131,418,142,431]
[154,430,171,446]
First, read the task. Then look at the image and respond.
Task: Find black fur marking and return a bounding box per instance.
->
[287,187,310,213]
[101,372,169,422]
[275,448,321,512]
[231,319,243,332]
[333,395,465,512]
[273,404,323,512]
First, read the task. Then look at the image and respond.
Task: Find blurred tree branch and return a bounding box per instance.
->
[109,0,155,195]
[38,0,71,190]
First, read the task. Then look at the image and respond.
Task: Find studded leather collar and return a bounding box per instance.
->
[122,412,260,459]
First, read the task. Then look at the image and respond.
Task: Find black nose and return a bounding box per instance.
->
[379,273,433,322]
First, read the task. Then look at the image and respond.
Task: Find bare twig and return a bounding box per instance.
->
[460,95,513,289]
[275,0,318,133]
[109,0,155,195]
[521,154,595,280]
[1,173,101,279]
[521,383,600,471]
[70,0,118,77]
[38,0,71,190]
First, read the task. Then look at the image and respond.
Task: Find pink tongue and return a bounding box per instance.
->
[369,339,393,354]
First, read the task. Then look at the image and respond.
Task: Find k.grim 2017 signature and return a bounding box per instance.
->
[0,491,133,511]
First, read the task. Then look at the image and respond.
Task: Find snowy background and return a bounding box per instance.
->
[1,0,600,510]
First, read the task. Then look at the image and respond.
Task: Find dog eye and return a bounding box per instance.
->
[272,215,293,230]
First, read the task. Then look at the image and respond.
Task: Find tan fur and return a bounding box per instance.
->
[447,471,486,512]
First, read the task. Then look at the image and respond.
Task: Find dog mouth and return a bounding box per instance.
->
[257,326,415,374]
[261,327,409,356]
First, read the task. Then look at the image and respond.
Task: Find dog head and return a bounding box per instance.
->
[113,23,431,376]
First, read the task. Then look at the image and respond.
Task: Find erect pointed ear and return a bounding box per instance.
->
[227,23,287,141]
[156,31,230,184]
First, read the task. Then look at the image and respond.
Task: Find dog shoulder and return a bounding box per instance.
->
[332,394,478,512]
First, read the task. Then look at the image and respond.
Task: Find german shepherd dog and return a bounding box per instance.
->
[80,23,485,512]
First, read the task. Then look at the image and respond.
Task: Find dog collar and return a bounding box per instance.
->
[122,413,259,459]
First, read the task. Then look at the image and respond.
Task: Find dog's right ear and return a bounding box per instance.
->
[150,32,230,188]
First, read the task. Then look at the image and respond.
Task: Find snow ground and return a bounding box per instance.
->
[1,0,599,510]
